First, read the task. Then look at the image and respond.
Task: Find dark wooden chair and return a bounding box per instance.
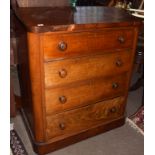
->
[129,0,144,106]
[129,0,144,91]
[130,33,144,91]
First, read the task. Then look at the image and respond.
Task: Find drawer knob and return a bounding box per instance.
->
[110,107,117,113]
[112,83,119,89]
[59,123,66,130]
[118,36,125,43]
[59,69,67,78]
[116,59,123,67]
[59,96,67,104]
[58,41,67,51]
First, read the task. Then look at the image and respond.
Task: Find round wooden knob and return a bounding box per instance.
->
[59,123,65,130]
[116,59,123,67]
[59,69,67,78]
[118,36,125,43]
[58,41,67,51]
[112,83,119,89]
[59,96,67,104]
[110,107,117,113]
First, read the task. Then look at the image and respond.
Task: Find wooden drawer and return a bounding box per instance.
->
[44,50,131,88]
[46,96,125,140]
[45,73,128,115]
[42,29,134,60]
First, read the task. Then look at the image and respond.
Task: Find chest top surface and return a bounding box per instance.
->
[15,6,141,33]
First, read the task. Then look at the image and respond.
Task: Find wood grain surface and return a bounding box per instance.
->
[15,5,141,154]
[45,73,128,115]
[46,96,125,140]
[44,50,132,88]
[15,7,141,33]
[42,28,133,60]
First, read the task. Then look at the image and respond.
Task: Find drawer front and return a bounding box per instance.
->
[44,50,131,88]
[46,96,125,140]
[45,73,128,115]
[42,29,134,60]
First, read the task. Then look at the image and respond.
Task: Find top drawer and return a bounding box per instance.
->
[42,28,134,60]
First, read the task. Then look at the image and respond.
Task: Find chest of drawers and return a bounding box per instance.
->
[15,6,140,154]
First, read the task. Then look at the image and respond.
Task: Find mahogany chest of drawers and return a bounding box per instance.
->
[15,6,140,155]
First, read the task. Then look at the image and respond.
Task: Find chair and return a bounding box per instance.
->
[128,0,144,106]
[129,0,144,91]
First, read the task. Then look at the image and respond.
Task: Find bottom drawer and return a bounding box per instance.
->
[46,96,125,140]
